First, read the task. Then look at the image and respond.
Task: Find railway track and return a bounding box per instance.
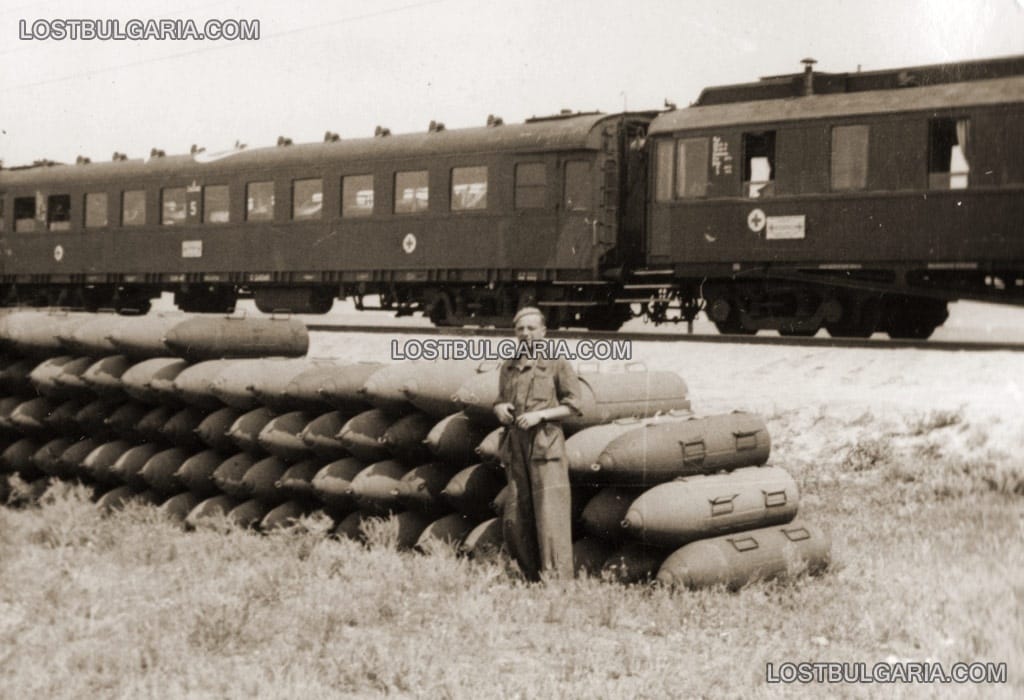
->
[306,324,1024,352]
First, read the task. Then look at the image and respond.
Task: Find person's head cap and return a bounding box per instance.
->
[513,306,546,326]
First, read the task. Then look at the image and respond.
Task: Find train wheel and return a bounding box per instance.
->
[779,327,818,337]
[826,297,880,338]
[883,297,948,340]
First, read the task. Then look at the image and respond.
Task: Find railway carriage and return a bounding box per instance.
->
[642,56,1024,338]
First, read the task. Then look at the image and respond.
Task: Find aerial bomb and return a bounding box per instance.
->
[401,360,494,418]
[45,398,87,434]
[600,542,670,584]
[244,357,319,411]
[96,485,158,513]
[415,512,478,551]
[73,397,122,439]
[10,397,58,434]
[185,494,243,529]
[44,356,97,398]
[424,412,490,467]
[315,362,383,414]
[380,412,434,465]
[333,510,375,541]
[260,500,313,531]
[298,411,349,460]
[209,359,291,410]
[81,355,132,396]
[195,406,243,452]
[565,411,692,477]
[227,407,276,454]
[451,371,501,425]
[173,449,226,498]
[572,537,617,576]
[80,440,133,485]
[476,427,504,463]
[280,365,343,413]
[593,412,771,485]
[348,460,411,513]
[337,409,394,463]
[0,396,27,439]
[396,462,461,514]
[490,483,510,516]
[580,487,641,540]
[240,456,289,504]
[462,517,504,559]
[163,315,309,361]
[31,437,76,478]
[110,443,163,489]
[59,314,124,357]
[441,463,507,521]
[275,460,321,501]
[136,405,177,443]
[311,457,365,513]
[0,311,91,356]
[170,360,236,409]
[27,355,76,396]
[159,491,202,523]
[385,510,435,549]
[357,362,422,415]
[227,498,274,528]
[656,520,832,590]
[121,358,190,404]
[139,447,190,496]
[623,466,799,547]
[161,406,208,449]
[0,357,37,395]
[104,401,152,442]
[257,411,314,462]
[563,368,690,432]
[212,452,258,499]
[107,313,190,358]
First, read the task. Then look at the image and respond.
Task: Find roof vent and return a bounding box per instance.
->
[486,114,504,127]
[276,136,293,147]
[801,57,817,96]
[560,108,573,115]
[112,152,127,161]
[324,131,340,142]
[375,126,391,137]
[428,120,445,133]
[190,144,205,155]
[149,148,166,158]
[663,98,677,111]
[76,155,91,165]
[897,70,919,87]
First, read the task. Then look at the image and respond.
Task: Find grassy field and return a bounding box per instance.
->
[1,404,1021,699]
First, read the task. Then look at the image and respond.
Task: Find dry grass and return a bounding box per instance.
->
[1,405,1022,698]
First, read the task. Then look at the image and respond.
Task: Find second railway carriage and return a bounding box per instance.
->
[0,112,653,326]
[640,56,1024,338]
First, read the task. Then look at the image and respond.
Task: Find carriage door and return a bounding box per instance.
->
[555,158,597,272]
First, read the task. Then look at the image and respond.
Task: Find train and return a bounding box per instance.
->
[1,54,1022,338]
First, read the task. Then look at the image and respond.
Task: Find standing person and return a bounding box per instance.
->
[493,307,582,581]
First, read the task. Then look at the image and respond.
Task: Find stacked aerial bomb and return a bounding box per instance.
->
[0,309,831,589]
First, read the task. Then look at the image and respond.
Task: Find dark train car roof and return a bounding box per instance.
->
[0,112,641,188]
[650,75,1024,136]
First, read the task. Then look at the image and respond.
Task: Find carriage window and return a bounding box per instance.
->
[203,185,229,223]
[47,194,71,231]
[676,138,709,198]
[14,196,36,232]
[342,175,374,217]
[743,131,775,198]
[246,181,274,221]
[831,125,870,191]
[122,190,146,227]
[654,140,674,202]
[161,187,186,225]
[292,178,323,220]
[929,118,970,190]
[514,163,546,209]
[451,166,488,211]
[395,170,429,213]
[564,160,591,211]
[85,193,108,228]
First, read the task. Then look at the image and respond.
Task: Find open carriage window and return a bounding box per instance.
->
[451,166,487,211]
[743,131,775,198]
[929,118,970,190]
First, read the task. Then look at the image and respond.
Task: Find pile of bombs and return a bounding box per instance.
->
[0,309,831,589]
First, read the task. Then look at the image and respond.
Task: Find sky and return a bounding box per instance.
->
[1,0,1022,166]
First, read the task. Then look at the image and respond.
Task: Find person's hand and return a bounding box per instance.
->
[515,411,544,430]
[494,402,515,426]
